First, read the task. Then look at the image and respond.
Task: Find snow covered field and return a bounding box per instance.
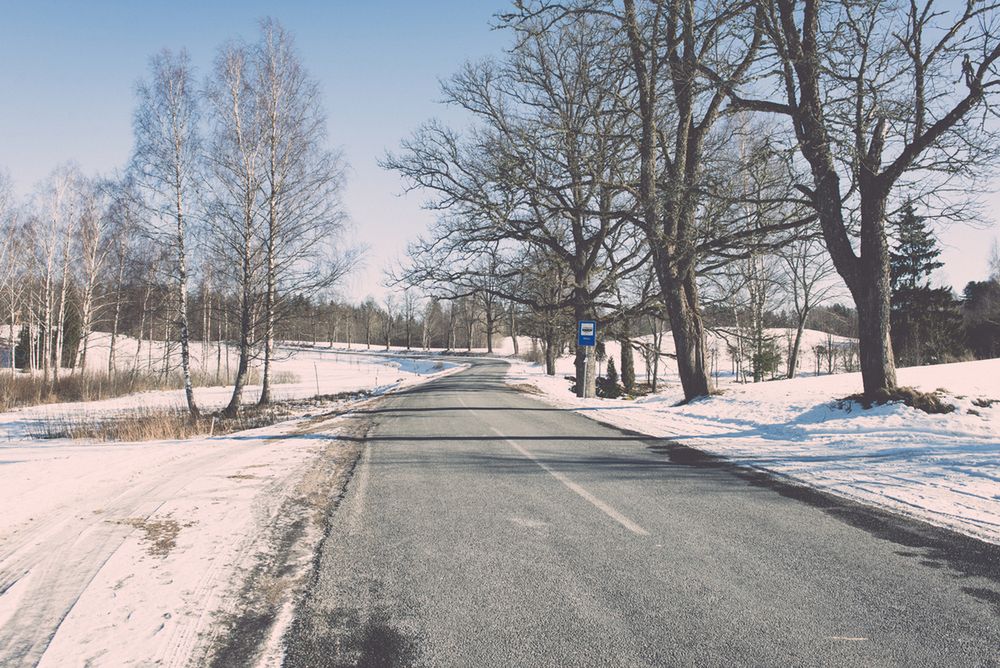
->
[506,330,1000,545]
[0,342,462,665]
[0,334,451,441]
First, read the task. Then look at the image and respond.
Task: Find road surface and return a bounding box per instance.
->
[284,359,1000,666]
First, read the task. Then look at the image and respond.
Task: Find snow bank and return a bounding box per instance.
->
[507,354,1000,545]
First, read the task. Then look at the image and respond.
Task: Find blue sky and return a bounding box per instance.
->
[0,1,996,300]
[0,1,510,299]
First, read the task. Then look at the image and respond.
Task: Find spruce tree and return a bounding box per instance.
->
[890,205,965,365]
[890,204,943,292]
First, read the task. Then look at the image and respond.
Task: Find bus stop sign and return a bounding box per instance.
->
[578,320,597,347]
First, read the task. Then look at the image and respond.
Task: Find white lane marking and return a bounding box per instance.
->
[828,637,867,641]
[490,426,650,537]
[454,394,650,536]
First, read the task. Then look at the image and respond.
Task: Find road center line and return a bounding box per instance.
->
[489,426,650,537]
[454,394,649,536]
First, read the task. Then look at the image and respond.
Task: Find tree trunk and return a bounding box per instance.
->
[216,297,223,384]
[509,304,519,355]
[42,271,51,384]
[175,202,200,420]
[620,337,635,394]
[258,272,275,405]
[77,279,95,373]
[787,314,807,379]
[484,298,495,354]
[544,328,557,376]
[224,263,254,418]
[108,253,126,376]
[854,273,897,395]
[54,240,71,383]
[658,267,710,400]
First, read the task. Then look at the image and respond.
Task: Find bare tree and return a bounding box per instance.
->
[382,294,396,350]
[105,175,144,375]
[132,49,202,419]
[254,19,353,405]
[361,296,377,349]
[74,177,111,372]
[402,288,417,350]
[388,15,647,397]
[733,0,1000,397]
[781,235,839,378]
[29,164,84,384]
[0,172,25,370]
[205,39,266,417]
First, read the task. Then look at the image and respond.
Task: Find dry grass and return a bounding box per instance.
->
[26,386,370,443]
[0,368,301,412]
[28,405,295,442]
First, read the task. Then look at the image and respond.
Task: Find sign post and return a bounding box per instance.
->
[577,320,597,398]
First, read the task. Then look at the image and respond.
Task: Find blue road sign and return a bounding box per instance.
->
[578,320,597,347]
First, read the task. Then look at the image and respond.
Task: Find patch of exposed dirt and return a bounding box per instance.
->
[115,517,195,557]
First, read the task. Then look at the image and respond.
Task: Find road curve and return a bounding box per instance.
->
[284,359,1000,667]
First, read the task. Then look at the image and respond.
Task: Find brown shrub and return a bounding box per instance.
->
[0,368,301,412]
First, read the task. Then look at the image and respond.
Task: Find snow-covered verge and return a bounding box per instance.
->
[1,338,455,441]
[0,347,463,666]
[506,352,1000,546]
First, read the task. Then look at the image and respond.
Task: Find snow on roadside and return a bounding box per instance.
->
[0,343,458,441]
[506,355,1000,545]
[0,348,463,666]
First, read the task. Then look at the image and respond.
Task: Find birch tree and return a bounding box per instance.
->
[0,173,25,368]
[253,19,352,405]
[205,40,266,417]
[29,165,83,384]
[74,177,111,372]
[133,49,202,419]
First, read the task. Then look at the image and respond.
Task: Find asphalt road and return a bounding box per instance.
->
[283,359,1000,667]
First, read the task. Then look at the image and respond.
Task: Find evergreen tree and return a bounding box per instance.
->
[890,204,943,292]
[598,357,623,399]
[963,280,1000,359]
[14,325,31,370]
[890,205,965,365]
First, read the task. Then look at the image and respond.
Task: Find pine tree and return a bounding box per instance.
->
[890,205,965,365]
[890,204,943,292]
